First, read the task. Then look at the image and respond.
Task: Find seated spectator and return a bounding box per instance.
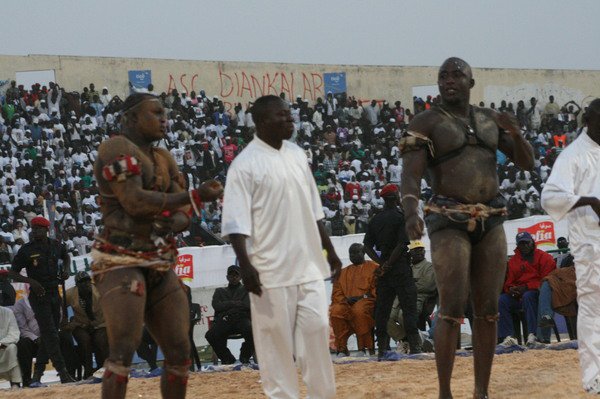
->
[205,265,254,364]
[552,236,571,269]
[0,305,22,387]
[498,232,556,346]
[408,241,437,329]
[65,271,108,379]
[330,243,378,356]
[538,254,577,342]
[0,269,16,306]
[12,293,41,387]
[0,240,12,266]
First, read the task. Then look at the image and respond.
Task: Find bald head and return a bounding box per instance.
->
[438,57,474,106]
[439,57,472,79]
[349,243,365,265]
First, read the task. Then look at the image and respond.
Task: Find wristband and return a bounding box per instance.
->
[189,189,203,217]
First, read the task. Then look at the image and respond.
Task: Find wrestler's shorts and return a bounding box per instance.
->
[424,195,507,245]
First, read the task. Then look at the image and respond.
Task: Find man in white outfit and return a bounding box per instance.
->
[0,306,22,388]
[541,98,600,394]
[222,95,342,399]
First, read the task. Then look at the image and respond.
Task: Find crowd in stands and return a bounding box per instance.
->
[0,78,587,261]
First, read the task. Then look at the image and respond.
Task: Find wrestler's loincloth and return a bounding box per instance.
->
[91,228,178,280]
[424,194,507,244]
[91,230,184,310]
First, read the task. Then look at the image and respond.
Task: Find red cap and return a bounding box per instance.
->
[31,216,50,228]
[0,269,8,275]
[380,184,399,198]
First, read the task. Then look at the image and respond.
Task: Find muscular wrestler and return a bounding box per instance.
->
[400,58,533,399]
[91,93,222,399]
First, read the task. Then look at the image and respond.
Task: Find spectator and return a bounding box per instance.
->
[552,236,571,268]
[65,271,108,379]
[0,238,12,264]
[0,269,16,306]
[498,232,556,346]
[0,305,22,388]
[222,136,238,168]
[330,243,378,356]
[364,100,379,126]
[205,265,254,364]
[408,240,437,329]
[526,97,542,131]
[538,254,577,343]
[544,95,561,121]
[12,292,42,387]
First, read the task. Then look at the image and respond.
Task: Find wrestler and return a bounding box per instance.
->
[400,58,533,399]
[91,93,223,399]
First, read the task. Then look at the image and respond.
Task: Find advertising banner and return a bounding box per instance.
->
[128,70,152,90]
[324,72,346,94]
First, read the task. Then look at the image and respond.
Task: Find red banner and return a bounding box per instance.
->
[517,221,556,247]
[174,254,194,282]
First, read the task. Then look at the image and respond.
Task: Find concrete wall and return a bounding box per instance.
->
[1,54,598,111]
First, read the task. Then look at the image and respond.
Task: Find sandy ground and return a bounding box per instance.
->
[0,349,587,398]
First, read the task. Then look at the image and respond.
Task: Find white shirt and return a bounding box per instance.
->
[222,136,329,288]
[541,131,600,390]
[542,132,600,264]
[170,147,185,166]
[73,235,91,255]
[388,164,402,183]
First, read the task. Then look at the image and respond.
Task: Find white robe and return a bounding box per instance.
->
[541,131,600,393]
[0,307,22,383]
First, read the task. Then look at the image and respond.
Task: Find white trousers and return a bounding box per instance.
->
[250,279,335,399]
[0,344,22,384]
[575,252,600,392]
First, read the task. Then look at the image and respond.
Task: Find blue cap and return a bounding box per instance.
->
[516,232,534,242]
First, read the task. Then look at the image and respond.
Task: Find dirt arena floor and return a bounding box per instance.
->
[0,349,587,398]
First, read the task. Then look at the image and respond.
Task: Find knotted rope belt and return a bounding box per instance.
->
[424,200,507,232]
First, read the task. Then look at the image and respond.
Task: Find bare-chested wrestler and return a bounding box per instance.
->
[91,93,223,399]
[400,58,534,399]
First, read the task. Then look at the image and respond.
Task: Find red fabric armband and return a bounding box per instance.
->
[102,155,141,182]
[189,189,203,217]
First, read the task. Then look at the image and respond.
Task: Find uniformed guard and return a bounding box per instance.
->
[363,184,422,358]
[9,216,75,384]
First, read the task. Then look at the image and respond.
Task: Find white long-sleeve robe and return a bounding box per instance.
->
[0,306,21,383]
[541,131,600,393]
